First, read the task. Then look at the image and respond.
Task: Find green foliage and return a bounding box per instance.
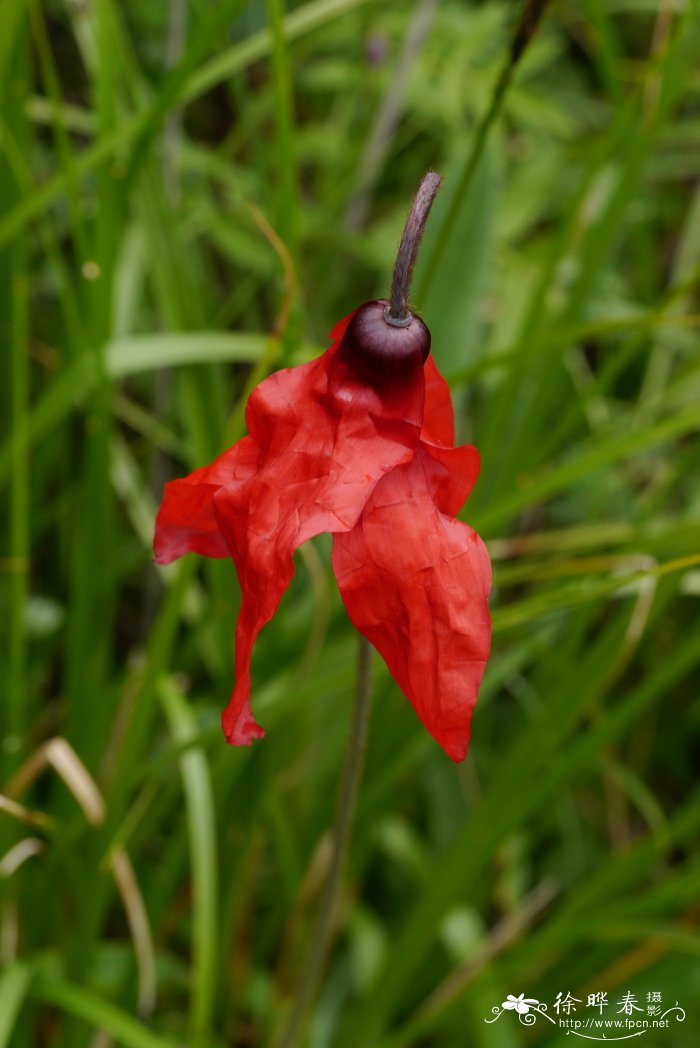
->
[2,1,700,1046]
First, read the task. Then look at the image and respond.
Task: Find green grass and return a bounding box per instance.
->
[2,1,700,1046]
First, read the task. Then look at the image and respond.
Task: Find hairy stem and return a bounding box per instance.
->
[386,171,442,325]
[275,635,373,1048]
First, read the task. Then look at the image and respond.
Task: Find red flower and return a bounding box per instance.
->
[154,303,491,761]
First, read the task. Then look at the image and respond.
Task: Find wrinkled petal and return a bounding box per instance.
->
[154,437,259,564]
[422,354,455,445]
[421,440,481,516]
[153,306,490,756]
[210,313,427,745]
[332,445,491,762]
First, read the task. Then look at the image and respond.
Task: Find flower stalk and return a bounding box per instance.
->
[274,173,454,1047]
[154,167,492,1029]
[154,170,491,1042]
[386,171,442,326]
[275,635,372,1048]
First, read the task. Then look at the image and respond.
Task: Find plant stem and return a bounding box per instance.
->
[387,171,442,324]
[275,635,373,1048]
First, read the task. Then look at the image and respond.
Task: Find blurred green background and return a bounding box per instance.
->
[2,1,700,1046]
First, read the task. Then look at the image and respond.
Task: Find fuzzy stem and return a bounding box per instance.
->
[386,171,442,325]
[275,635,373,1048]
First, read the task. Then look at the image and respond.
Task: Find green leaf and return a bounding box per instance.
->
[32,977,180,1048]
[106,331,267,377]
[0,963,33,1048]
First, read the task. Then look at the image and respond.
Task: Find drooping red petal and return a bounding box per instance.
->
[421,354,455,446]
[154,437,259,564]
[420,355,480,512]
[210,313,427,745]
[421,440,481,516]
[332,444,491,762]
[153,317,362,568]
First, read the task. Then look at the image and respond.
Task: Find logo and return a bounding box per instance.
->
[484,989,686,1041]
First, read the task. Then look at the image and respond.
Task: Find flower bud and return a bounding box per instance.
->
[340,299,431,382]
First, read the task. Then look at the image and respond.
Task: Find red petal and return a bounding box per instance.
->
[421,354,455,446]
[332,446,491,762]
[210,314,426,744]
[153,313,362,567]
[154,437,259,564]
[422,441,481,516]
[420,355,479,513]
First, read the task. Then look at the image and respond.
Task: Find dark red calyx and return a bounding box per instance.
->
[341,300,431,381]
